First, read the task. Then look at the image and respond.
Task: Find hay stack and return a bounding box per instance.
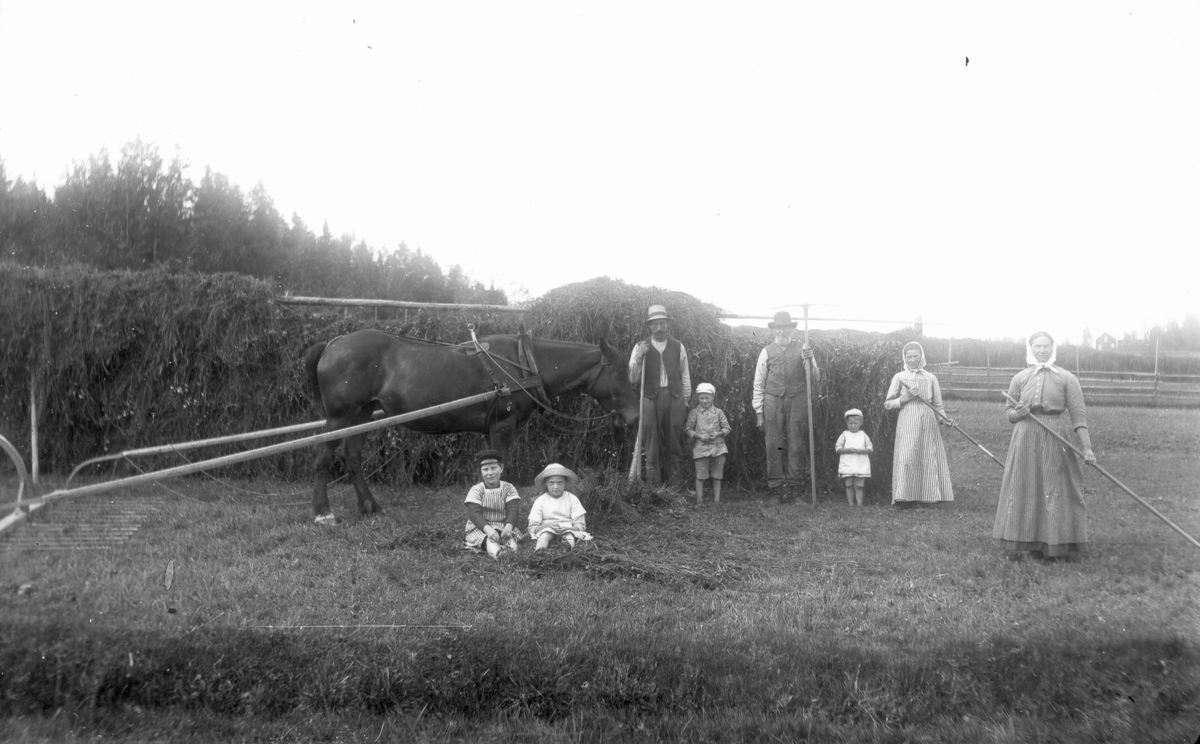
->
[2,267,914,497]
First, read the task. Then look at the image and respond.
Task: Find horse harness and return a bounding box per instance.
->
[464,324,612,423]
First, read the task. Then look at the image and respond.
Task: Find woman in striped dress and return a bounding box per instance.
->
[884,341,954,506]
[993,332,1095,561]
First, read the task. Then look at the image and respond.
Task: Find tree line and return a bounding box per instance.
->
[0,139,507,304]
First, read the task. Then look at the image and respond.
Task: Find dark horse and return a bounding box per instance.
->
[303,329,639,523]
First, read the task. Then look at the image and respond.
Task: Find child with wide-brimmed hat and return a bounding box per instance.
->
[463,449,523,559]
[528,463,590,550]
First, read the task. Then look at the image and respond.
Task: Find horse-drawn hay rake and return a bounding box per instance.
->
[0,390,501,539]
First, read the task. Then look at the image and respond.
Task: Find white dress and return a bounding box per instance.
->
[836,430,873,478]
[527,492,590,540]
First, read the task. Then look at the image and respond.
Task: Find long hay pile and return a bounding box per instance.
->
[0,265,307,473]
[1,267,915,496]
[520,277,915,492]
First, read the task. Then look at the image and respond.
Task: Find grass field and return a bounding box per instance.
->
[2,400,1199,742]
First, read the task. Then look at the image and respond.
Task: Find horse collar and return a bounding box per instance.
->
[583,353,607,396]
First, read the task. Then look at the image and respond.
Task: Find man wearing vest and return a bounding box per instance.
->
[629,304,692,490]
[752,311,821,502]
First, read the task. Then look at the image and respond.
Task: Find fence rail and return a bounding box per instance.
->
[933,366,1200,407]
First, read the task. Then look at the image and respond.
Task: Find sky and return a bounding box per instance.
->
[1,1,1196,342]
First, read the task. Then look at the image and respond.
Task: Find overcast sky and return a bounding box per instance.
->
[1,1,1196,342]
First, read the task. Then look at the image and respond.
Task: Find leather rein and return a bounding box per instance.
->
[466,325,615,423]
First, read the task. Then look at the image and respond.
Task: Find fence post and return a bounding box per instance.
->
[986,354,991,399]
[945,338,953,397]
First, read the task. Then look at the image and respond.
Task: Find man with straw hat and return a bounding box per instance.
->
[752,310,821,503]
[629,304,691,490]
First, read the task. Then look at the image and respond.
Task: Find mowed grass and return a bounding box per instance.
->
[1,400,1198,743]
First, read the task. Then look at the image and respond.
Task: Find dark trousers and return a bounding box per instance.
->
[764,393,809,489]
[643,391,686,488]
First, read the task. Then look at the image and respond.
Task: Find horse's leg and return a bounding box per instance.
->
[344,431,383,516]
[489,418,519,479]
[312,438,340,523]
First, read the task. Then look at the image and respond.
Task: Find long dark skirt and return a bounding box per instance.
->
[993,413,1088,557]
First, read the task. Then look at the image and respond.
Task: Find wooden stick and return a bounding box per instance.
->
[0,391,500,515]
[900,381,1005,468]
[1000,391,1200,552]
[802,305,817,507]
[628,359,646,483]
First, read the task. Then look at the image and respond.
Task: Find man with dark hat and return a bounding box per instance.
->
[752,310,821,502]
[629,304,691,489]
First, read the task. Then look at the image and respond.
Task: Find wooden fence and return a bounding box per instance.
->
[932,366,1200,408]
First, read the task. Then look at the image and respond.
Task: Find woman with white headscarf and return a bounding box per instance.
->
[884,341,954,506]
[993,331,1096,561]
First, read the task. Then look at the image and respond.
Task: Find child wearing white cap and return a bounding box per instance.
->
[835,409,873,507]
[528,463,590,551]
[684,383,732,506]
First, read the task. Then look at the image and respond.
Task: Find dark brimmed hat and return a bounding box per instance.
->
[768,311,798,329]
[475,449,504,466]
[534,463,579,492]
[644,305,672,324]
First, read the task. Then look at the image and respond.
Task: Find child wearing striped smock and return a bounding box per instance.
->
[463,449,522,559]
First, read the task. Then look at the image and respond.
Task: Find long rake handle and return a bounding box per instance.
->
[803,305,817,507]
[628,358,646,483]
[901,381,1005,468]
[1000,391,1200,552]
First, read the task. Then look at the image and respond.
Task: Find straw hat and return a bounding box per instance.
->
[768,311,798,329]
[534,463,579,492]
[695,382,716,396]
[644,305,672,324]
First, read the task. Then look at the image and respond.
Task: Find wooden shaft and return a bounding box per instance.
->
[901,381,1005,468]
[803,305,817,506]
[1000,391,1200,552]
[629,359,646,482]
[279,296,526,313]
[64,411,391,488]
[0,391,499,515]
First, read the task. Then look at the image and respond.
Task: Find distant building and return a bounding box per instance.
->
[1096,332,1117,351]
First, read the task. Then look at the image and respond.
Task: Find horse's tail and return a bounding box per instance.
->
[303,341,329,401]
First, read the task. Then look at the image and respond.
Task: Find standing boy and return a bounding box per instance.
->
[685,382,732,506]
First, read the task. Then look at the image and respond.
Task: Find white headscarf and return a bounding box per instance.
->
[1025,331,1060,374]
[900,341,927,380]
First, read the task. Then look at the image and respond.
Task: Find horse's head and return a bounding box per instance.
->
[591,339,640,427]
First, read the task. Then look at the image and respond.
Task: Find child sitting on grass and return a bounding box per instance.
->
[527,463,590,551]
[463,449,522,559]
[835,408,873,507]
[684,382,732,506]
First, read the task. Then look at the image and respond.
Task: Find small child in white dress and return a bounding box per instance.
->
[528,463,590,551]
[835,408,873,507]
